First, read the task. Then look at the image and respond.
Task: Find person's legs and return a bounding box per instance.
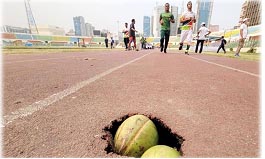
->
[133,36,136,50]
[195,40,200,53]
[185,30,193,54]
[179,30,188,50]
[160,30,165,52]
[221,45,226,53]
[164,30,170,53]
[126,38,129,50]
[217,45,221,53]
[128,36,133,50]
[235,38,245,56]
[199,40,204,53]
[124,38,127,50]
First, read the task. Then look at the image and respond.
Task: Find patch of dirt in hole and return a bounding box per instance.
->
[101,113,185,156]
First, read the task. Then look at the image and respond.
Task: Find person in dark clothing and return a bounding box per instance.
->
[217,36,227,53]
[110,37,114,49]
[128,19,138,51]
[140,37,147,49]
[105,37,108,48]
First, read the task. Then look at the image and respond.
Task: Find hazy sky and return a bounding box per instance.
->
[2,0,245,34]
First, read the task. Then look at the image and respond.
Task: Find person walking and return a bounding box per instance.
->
[140,37,147,49]
[179,1,196,55]
[235,18,249,57]
[217,36,227,53]
[122,23,130,51]
[110,37,114,49]
[160,3,175,53]
[195,22,211,53]
[128,19,138,51]
[104,36,108,48]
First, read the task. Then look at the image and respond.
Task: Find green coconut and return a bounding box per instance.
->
[141,145,181,158]
[114,114,159,157]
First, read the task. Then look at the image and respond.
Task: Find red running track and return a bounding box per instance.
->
[2,49,260,157]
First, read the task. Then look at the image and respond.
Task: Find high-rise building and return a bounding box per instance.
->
[239,0,261,26]
[153,5,178,37]
[151,16,154,37]
[73,16,86,36]
[85,23,94,37]
[143,16,151,37]
[170,6,178,36]
[195,0,213,32]
[153,6,164,37]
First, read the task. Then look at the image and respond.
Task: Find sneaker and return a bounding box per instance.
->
[179,44,183,50]
[160,46,163,52]
[185,51,189,55]
[164,50,167,53]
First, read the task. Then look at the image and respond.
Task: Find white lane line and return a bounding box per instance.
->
[188,55,260,78]
[2,52,152,126]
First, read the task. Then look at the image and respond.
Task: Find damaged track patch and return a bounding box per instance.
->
[102,113,185,156]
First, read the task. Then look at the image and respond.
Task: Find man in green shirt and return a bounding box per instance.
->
[160,3,175,53]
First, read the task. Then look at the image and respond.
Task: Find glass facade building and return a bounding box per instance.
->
[143,16,151,37]
[195,0,213,32]
[73,16,86,36]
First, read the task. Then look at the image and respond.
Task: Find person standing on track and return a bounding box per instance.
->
[160,2,175,53]
[217,36,227,53]
[179,1,196,55]
[128,19,138,51]
[122,22,130,51]
[110,37,114,49]
[104,36,108,48]
[195,22,211,53]
[235,18,249,57]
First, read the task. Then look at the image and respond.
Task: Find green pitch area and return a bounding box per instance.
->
[203,51,260,61]
[2,47,260,61]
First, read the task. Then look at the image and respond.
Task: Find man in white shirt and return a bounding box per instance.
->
[179,1,196,55]
[122,23,130,51]
[195,22,211,53]
[235,18,249,57]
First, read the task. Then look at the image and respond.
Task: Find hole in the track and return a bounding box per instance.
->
[102,113,185,157]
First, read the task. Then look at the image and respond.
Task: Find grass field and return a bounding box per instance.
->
[203,51,260,61]
[1,47,260,61]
